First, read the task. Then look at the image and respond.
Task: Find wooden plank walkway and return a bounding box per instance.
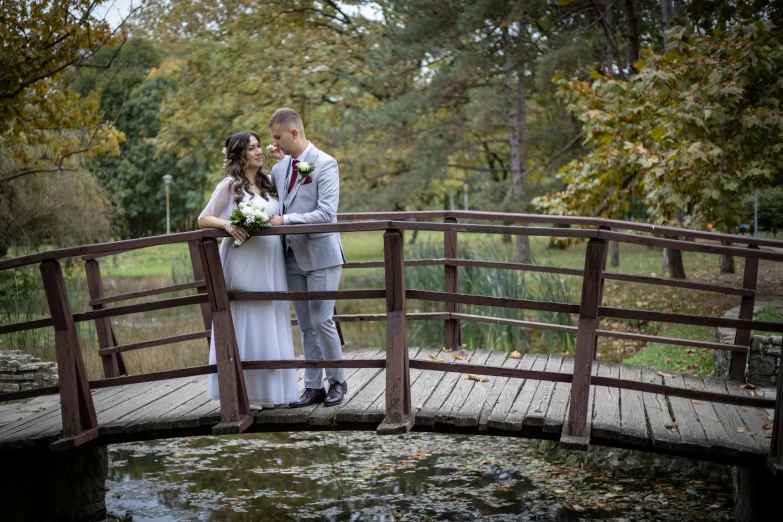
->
[0,349,772,466]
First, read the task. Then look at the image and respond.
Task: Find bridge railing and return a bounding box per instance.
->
[0,212,781,474]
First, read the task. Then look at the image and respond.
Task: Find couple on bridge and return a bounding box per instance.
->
[197,108,346,410]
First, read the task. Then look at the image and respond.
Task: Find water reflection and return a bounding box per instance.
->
[106,432,733,521]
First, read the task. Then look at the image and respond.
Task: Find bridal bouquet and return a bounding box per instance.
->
[228,202,271,247]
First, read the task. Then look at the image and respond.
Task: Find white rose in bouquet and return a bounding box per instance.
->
[228,202,272,248]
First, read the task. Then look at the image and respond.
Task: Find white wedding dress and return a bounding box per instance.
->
[199,178,298,405]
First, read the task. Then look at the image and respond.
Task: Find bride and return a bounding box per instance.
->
[198,131,298,408]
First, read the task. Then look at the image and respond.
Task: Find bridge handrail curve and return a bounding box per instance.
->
[3,213,783,271]
[0,212,781,469]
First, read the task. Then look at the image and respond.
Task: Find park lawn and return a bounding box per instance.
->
[624,322,716,375]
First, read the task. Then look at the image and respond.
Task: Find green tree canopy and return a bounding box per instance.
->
[535,20,783,234]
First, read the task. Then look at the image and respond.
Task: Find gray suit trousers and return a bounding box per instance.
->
[285,252,344,389]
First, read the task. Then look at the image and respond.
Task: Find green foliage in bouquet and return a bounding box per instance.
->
[228,202,271,247]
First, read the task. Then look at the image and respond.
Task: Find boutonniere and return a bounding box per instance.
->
[297,161,315,183]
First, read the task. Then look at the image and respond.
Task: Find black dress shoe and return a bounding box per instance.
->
[289,387,326,408]
[324,381,348,407]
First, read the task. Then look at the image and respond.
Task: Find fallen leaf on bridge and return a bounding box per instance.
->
[451,353,466,361]
[736,427,745,433]
[467,374,488,382]
[509,350,522,359]
[459,348,469,359]
[416,404,423,410]
[427,353,444,362]
[656,371,674,378]
[442,347,453,352]
[741,383,759,390]
[692,400,701,404]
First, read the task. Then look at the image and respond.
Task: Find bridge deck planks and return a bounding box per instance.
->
[543,357,573,435]
[662,372,711,455]
[501,354,549,431]
[641,366,682,451]
[0,350,771,465]
[453,350,509,428]
[700,376,763,454]
[525,354,564,429]
[477,351,525,431]
[434,349,493,426]
[591,361,621,442]
[682,374,742,457]
[617,364,648,447]
[724,380,772,451]
[485,354,535,430]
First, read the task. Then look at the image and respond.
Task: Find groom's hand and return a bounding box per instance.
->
[266,143,284,161]
[270,215,284,225]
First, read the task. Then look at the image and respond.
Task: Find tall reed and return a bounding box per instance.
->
[405,240,575,353]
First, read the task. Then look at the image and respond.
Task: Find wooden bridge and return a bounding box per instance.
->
[0,211,781,474]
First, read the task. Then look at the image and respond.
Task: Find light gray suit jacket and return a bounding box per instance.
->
[271,143,346,272]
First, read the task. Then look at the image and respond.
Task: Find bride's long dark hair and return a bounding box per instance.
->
[223,131,277,205]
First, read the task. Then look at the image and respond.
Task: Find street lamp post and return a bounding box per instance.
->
[163,174,173,235]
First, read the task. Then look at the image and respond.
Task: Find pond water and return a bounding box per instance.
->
[105,432,735,521]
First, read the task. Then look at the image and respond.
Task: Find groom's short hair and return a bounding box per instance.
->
[268,108,304,132]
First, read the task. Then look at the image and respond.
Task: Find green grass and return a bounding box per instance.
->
[624,323,716,375]
[98,243,193,279]
[755,307,783,336]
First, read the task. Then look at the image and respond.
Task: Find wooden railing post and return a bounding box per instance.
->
[40,260,100,450]
[770,370,783,475]
[560,237,608,450]
[198,238,252,435]
[378,228,415,434]
[84,259,127,378]
[444,217,461,349]
[729,245,759,380]
[188,240,213,347]
[593,227,610,359]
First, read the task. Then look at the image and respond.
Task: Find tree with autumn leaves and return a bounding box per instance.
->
[534,20,783,278]
[0,0,138,255]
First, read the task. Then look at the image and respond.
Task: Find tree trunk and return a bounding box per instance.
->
[605,0,614,73]
[662,0,682,51]
[514,81,531,263]
[666,236,686,279]
[719,241,735,273]
[589,0,625,78]
[503,34,530,263]
[624,0,640,71]
[662,0,671,50]
[610,238,620,267]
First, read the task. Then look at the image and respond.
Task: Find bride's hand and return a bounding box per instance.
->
[266,143,284,161]
[224,222,248,242]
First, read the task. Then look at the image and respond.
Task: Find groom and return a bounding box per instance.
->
[267,108,347,408]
